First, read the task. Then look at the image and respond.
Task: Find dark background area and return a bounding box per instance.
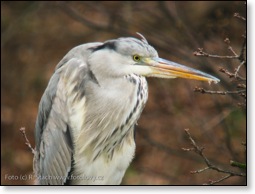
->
[1,1,246,185]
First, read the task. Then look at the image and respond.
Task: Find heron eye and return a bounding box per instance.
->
[133,55,141,62]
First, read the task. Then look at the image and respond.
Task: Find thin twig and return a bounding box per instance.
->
[190,7,246,185]
[193,48,239,59]
[219,67,246,81]
[224,38,238,57]
[19,127,35,154]
[234,61,244,78]
[183,129,246,185]
[204,174,232,185]
[238,37,246,67]
[190,167,210,174]
[194,87,246,95]
[233,13,246,21]
[237,84,246,89]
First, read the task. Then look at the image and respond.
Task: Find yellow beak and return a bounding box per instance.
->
[144,57,220,84]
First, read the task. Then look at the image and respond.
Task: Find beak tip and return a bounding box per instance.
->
[209,77,220,84]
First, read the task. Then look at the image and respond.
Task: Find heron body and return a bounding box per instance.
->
[34,35,219,185]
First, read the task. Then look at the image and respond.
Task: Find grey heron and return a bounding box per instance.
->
[33,34,219,185]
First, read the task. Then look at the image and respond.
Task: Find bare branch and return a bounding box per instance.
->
[189,6,246,185]
[234,61,245,78]
[183,129,246,185]
[233,13,246,21]
[219,67,246,81]
[204,174,232,185]
[194,87,246,96]
[238,37,246,67]
[190,167,209,174]
[224,38,238,57]
[237,84,246,89]
[19,127,35,155]
[193,48,239,59]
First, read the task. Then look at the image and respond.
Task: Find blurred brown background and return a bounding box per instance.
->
[1,1,246,185]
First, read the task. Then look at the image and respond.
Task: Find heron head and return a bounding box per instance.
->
[89,34,219,84]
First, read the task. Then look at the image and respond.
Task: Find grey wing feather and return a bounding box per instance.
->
[34,64,73,185]
[34,42,102,185]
